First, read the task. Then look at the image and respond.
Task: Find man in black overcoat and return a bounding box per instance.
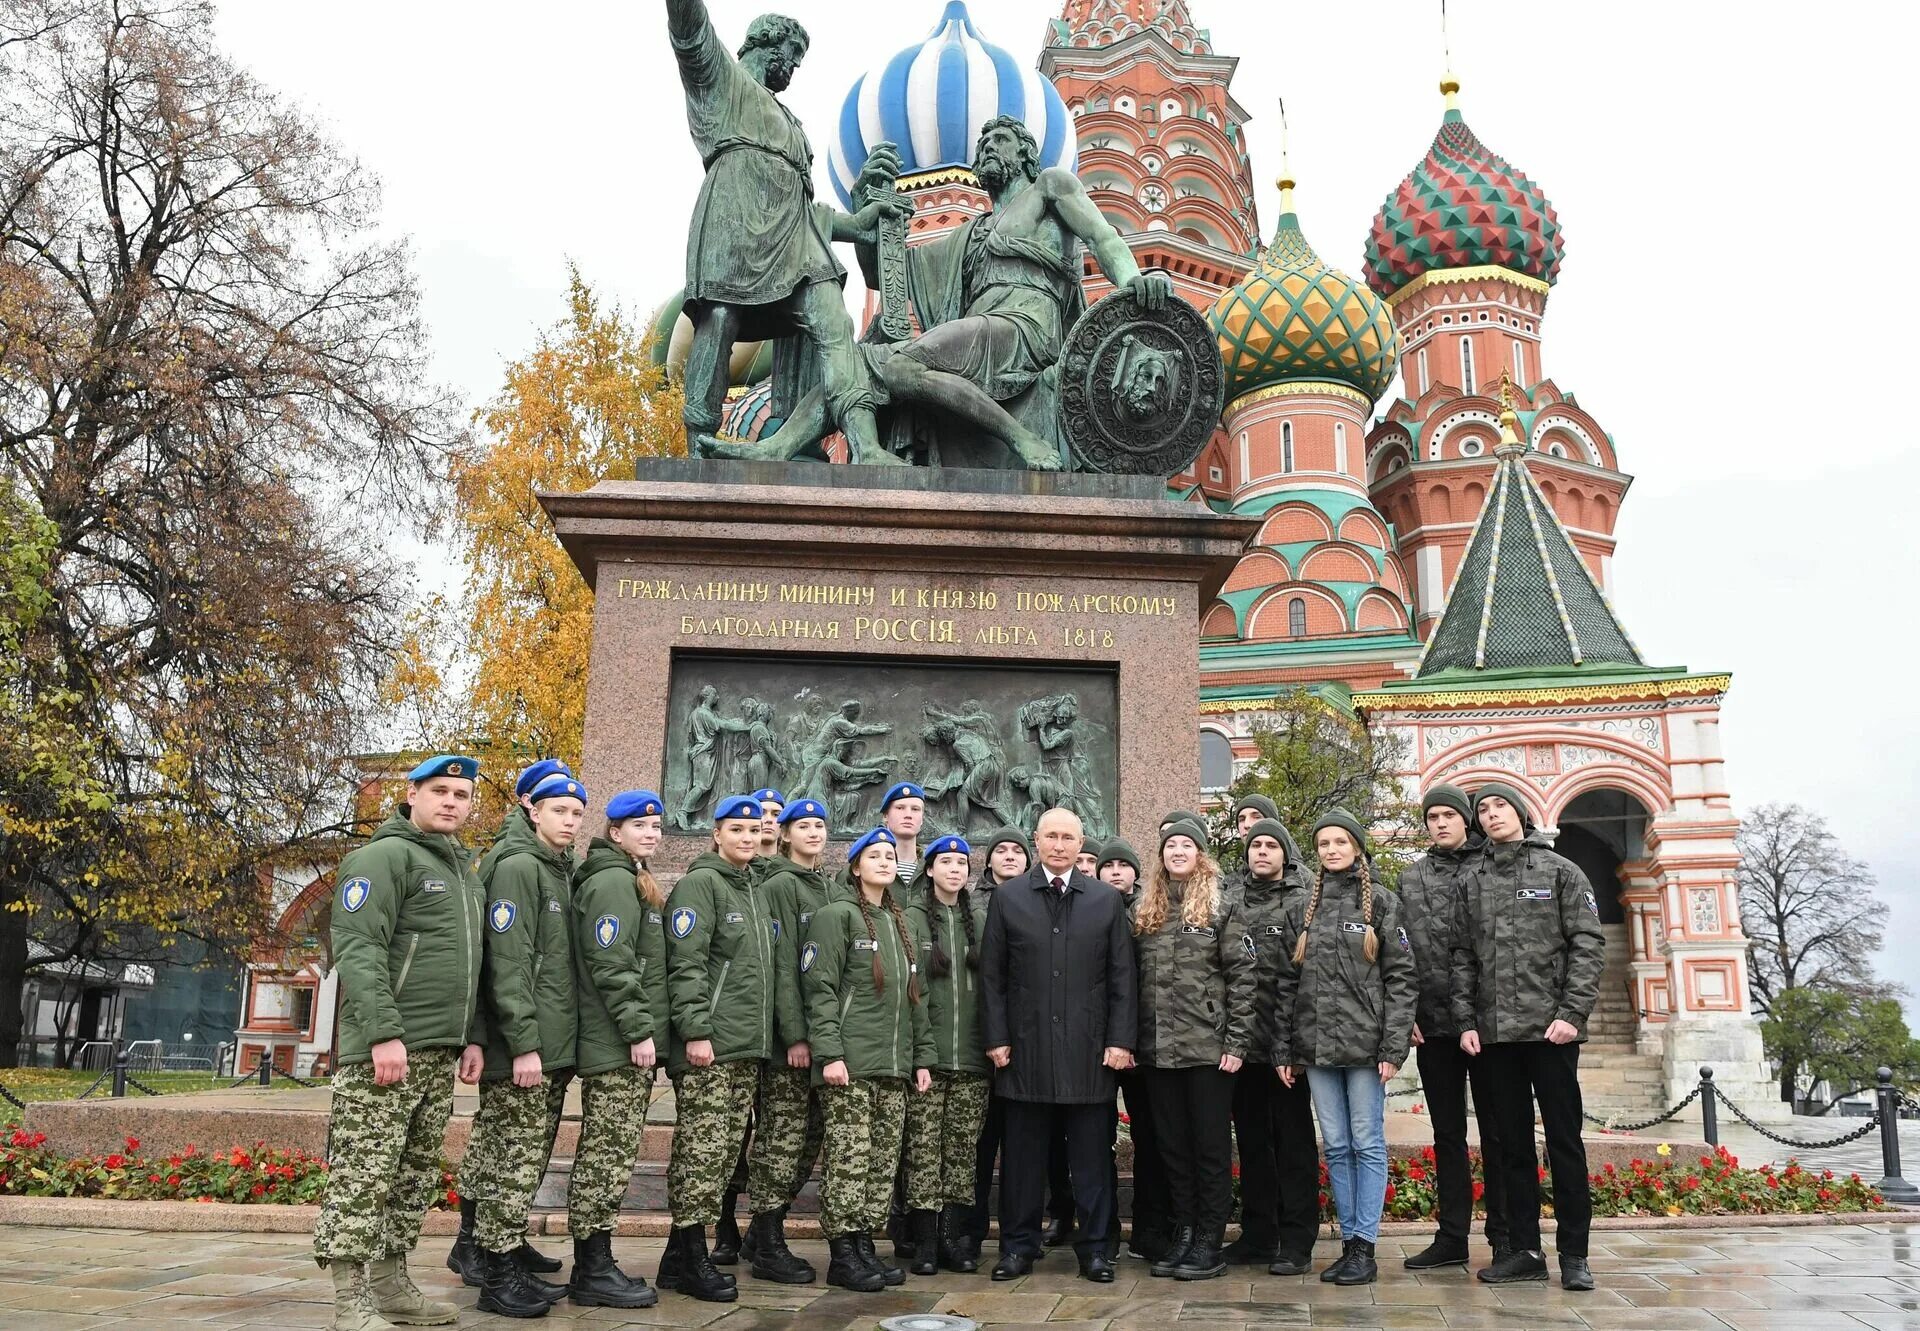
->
[981,806,1137,1282]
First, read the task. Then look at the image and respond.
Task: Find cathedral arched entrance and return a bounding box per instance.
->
[1554,787,1649,925]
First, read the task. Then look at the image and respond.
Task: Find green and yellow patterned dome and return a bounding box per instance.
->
[1209,181,1400,406]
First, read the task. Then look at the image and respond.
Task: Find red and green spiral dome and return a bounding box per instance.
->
[1364,86,1564,297]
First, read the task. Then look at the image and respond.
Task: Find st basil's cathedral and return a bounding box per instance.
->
[638,0,1775,1116]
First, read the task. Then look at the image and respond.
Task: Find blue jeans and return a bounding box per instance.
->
[1305,1066,1387,1243]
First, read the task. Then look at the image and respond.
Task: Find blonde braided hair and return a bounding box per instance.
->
[1291,853,1377,964]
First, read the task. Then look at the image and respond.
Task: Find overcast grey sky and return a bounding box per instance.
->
[211,1,1920,1000]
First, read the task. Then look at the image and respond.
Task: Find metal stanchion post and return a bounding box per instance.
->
[1698,1067,1717,1148]
[1875,1066,1920,1206]
[258,1050,273,1088]
[111,1039,128,1099]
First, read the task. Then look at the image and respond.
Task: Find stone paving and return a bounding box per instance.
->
[5,1223,1920,1330]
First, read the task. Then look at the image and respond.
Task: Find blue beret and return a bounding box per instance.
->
[408,754,479,783]
[923,834,971,864]
[713,795,763,822]
[514,758,572,799]
[529,774,587,805]
[779,798,829,825]
[881,782,926,811]
[846,826,898,863]
[750,788,786,807]
[606,789,664,821]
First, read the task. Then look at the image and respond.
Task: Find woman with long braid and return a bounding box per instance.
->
[1268,809,1417,1288]
[902,836,991,1275]
[801,827,934,1292]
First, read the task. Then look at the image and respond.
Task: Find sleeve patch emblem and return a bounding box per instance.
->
[595,914,620,948]
[769,919,782,939]
[1241,934,1258,960]
[1397,926,1412,952]
[799,942,818,973]
[1584,891,1600,917]
[671,907,697,939]
[340,877,372,913]
[489,899,517,932]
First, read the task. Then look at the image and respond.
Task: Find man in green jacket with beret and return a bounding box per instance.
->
[457,773,586,1318]
[315,755,484,1331]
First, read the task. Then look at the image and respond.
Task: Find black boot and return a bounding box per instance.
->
[855,1232,904,1286]
[1149,1225,1195,1278]
[669,1225,738,1302]
[746,1209,816,1284]
[475,1247,554,1319]
[567,1230,657,1309]
[1222,1229,1277,1266]
[447,1198,482,1287]
[512,1239,562,1274]
[937,1204,977,1274]
[1042,1212,1074,1248]
[510,1250,567,1305]
[710,1195,742,1265]
[1334,1238,1378,1286]
[1320,1238,1357,1283]
[905,1208,939,1276]
[889,1201,913,1259]
[654,1225,686,1292]
[1172,1226,1226,1281]
[827,1234,885,1292]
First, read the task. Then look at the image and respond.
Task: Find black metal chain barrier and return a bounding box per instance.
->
[0,1082,26,1111]
[1715,1091,1883,1150]
[277,1069,323,1089]
[122,1074,166,1098]
[71,1067,113,1101]
[1582,1084,1702,1133]
[1386,1085,1422,1098]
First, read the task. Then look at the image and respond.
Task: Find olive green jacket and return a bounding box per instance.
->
[1131,879,1259,1069]
[665,852,776,1075]
[800,892,935,1084]
[1269,868,1418,1070]
[907,890,990,1074]
[571,839,669,1077]
[331,809,483,1066]
[1396,840,1480,1040]
[759,856,836,1048]
[1449,831,1607,1044]
[472,835,579,1079]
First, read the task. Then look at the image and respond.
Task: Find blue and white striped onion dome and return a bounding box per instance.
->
[828,1,1078,210]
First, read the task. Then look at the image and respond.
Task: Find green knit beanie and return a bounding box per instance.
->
[1311,806,1368,852]
[1159,819,1209,852]
[1243,818,1291,859]
[985,825,1033,859]
[1472,781,1536,830]
[1421,782,1472,821]
[1232,793,1280,826]
[1097,837,1142,876]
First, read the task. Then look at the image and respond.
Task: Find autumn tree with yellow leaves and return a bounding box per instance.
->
[386,268,684,825]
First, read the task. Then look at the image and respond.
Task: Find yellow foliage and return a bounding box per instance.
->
[394,267,684,823]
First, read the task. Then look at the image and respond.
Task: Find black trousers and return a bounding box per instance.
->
[1231,1062,1320,1256]
[1416,1038,1509,1247]
[1047,1109,1073,1223]
[999,1098,1115,1258]
[1116,1069,1165,1241]
[1145,1065,1236,1233]
[1483,1040,1590,1257]
[968,1090,1005,1242]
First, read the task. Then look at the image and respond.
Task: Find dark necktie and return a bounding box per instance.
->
[1051,876,1066,893]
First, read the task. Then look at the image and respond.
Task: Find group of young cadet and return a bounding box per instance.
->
[311,751,1608,1331]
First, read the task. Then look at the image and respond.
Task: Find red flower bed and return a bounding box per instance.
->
[0,1130,460,1208]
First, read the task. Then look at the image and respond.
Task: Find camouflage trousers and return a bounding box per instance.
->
[747,1062,824,1212]
[568,1065,655,1238]
[819,1079,907,1237]
[460,1074,571,1253]
[668,1059,760,1227]
[313,1046,458,1266]
[903,1070,990,1211]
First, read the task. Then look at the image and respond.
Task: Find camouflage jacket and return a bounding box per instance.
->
[665,852,776,1075]
[1234,869,1304,1063]
[331,810,482,1065]
[1449,831,1606,1044]
[1269,868,1418,1070]
[570,839,669,1077]
[759,855,837,1048]
[472,835,580,1079]
[1394,841,1479,1040]
[1131,878,1259,1069]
